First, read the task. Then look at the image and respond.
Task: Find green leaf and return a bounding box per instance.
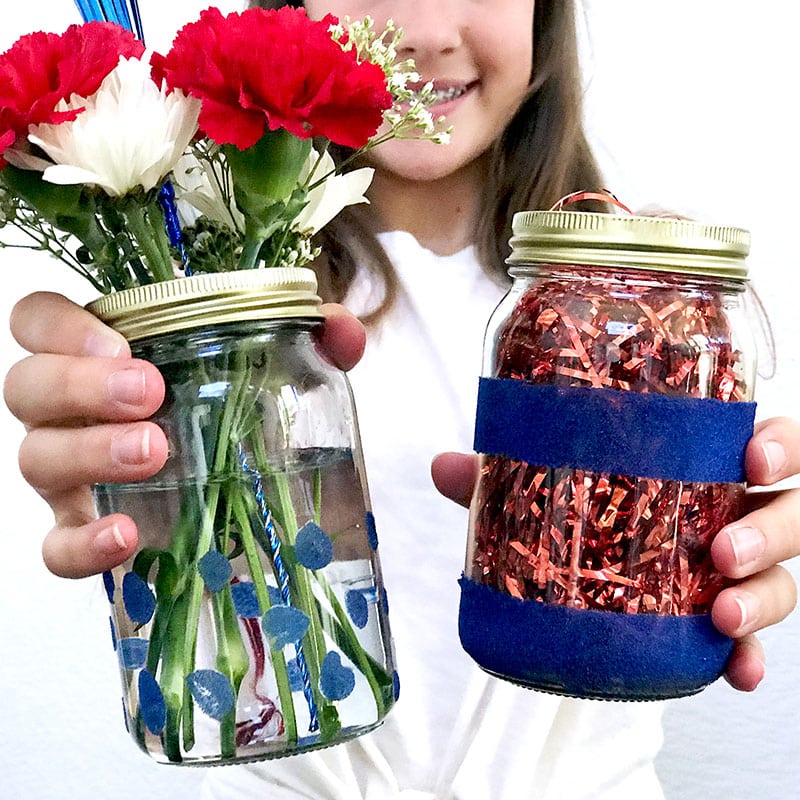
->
[132,548,181,599]
[132,548,163,582]
[2,165,99,243]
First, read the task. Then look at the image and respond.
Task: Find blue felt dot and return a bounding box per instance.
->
[365,512,379,550]
[119,637,149,669]
[392,670,401,701]
[122,572,155,625]
[138,669,166,735]
[345,589,369,629]
[262,605,310,649]
[102,571,115,604]
[268,585,284,607]
[286,658,303,691]
[109,617,117,651]
[186,669,236,721]
[319,651,355,701]
[198,550,232,593]
[231,581,260,618]
[294,522,333,570]
[380,587,390,616]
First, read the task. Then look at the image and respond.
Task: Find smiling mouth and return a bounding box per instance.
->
[431,85,469,103]
[414,81,476,106]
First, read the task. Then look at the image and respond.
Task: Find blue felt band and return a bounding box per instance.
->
[474,377,755,483]
[458,576,733,700]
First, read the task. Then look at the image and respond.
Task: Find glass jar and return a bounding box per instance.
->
[88,269,397,765]
[459,211,757,700]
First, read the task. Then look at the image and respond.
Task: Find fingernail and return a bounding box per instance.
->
[762,439,788,478]
[734,593,760,632]
[726,525,767,569]
[107,368,146,406]
[85,332,125,358]
[111,427,151,465]
[95,523,127,554]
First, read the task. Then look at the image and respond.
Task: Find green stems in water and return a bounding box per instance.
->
[123,345,393,763]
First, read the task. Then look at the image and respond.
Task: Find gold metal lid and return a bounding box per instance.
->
[87,268,323,341]
[508,210,750,280]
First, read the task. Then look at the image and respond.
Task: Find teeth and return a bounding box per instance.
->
[432,86,467,103]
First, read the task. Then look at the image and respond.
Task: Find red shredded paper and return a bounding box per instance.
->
[470,270,748,615]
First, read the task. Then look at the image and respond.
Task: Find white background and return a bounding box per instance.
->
[1,2,798,798]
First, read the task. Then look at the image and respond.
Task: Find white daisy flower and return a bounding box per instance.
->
[27,54,200,197]
[293,149,373,235]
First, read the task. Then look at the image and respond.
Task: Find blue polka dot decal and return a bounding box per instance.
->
[122,572,155,625]
[186,669,236,721]
[365,511,379,550]
[198,550,232,593]
[392,670,401,701]
[119,637,149,669]
[319,651,355,700]
[109,617,117,651]
[231,581,260,618]
[267,585,284,607]
[138,669,166,735]
[102,571,115,604]
[345,589,369,629]
[286,658,303,691]
[294,522,333,570]
[262,605,310,649]
[380,587,390,616]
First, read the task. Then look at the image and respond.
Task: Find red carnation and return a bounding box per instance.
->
[0,22,144,164]
[153,7,391,151]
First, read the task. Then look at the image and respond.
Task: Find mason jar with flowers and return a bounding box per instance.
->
[0,2,449,765]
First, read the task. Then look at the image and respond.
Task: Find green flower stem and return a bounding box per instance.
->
[122,199,174,283]
[151,354,251,760]
[212,584,250,759]
[272,473,340,740]
[159,590,191,763]
[238,223,266,270]
[309,467,388,716]
[315,578,390,717]
[313,468,323,524]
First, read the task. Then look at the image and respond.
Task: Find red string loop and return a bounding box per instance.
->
[549,189,633,215]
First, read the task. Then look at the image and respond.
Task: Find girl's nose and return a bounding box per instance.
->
[393,0,464,58]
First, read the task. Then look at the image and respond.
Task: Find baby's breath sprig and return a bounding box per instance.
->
[329,16,452,147]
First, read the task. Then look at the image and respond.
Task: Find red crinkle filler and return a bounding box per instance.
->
[471,270,748,615]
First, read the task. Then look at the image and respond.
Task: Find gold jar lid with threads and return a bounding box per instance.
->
[507,210,751,280]
[87,267,324,341]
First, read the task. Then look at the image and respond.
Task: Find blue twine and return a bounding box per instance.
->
[237,444,320,733]
[159,180,191,276]
[73,0,145,42]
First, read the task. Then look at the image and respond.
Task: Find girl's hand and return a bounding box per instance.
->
[3,291,365,580]
[708,417,800,690]
[432,417,800,692]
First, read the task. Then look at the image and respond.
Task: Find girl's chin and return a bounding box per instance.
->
[367,138,484,183]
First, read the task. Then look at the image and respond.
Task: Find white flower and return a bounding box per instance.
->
[27,55,200,197]
[293,149,373,235]
[171,152,245,232]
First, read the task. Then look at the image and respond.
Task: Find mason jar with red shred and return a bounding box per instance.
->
[459,209,757,700]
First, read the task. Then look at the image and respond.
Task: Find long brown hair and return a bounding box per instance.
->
[249,0,604,320]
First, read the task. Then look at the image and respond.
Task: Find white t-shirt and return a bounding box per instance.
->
[202,231,665,800]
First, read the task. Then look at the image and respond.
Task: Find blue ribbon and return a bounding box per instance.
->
[458,575,733,700]
[474,377,755,483]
